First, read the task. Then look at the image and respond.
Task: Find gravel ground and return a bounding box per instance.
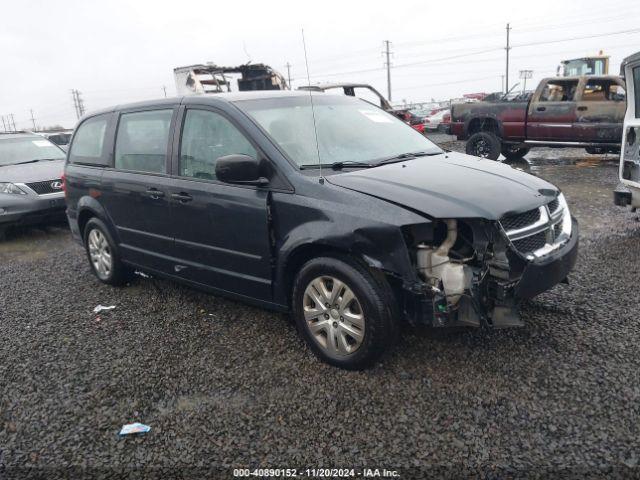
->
[2,141,640,479]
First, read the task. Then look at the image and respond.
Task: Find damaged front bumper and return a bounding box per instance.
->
[401,216,579,329]
[515,218,578,299]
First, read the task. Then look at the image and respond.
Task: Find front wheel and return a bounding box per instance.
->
[501,144,530,160]
[465,132,501,160]
[292,256,397,370]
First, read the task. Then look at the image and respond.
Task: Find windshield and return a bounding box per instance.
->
[47,133,72,146]
[237,95,442,167]
[0,136,65,166]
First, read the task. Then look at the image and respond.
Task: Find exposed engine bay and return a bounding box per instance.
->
[403,194,576,329]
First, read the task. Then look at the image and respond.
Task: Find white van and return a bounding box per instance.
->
[615,52,640,208]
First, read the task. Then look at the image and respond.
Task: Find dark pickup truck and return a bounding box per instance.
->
[450,75,626,160]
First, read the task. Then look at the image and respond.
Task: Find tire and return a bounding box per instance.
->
[501,145,530,160]
[83,217,131,286]
[292,255,397,370]
[465,132,501,160]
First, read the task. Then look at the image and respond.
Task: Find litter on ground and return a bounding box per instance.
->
[93,305,116,314]
[119,423,151,436]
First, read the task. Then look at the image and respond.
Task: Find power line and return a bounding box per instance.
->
[301,27,640,81]
[512,27,640,49]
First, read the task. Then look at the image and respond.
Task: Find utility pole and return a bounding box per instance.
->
[285,62,292,89]
[162,85,167,98]
[505,23,511,93]
[77,90,85,117]
[30,109,37,130]
[383,40,393,101]
[71,89,79,119]
[71,89,85,119]
[519,70,533,93]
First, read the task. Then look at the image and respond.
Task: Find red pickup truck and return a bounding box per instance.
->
[450,75,626,160]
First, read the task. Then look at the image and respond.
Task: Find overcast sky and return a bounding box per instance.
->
[2,0,639,129]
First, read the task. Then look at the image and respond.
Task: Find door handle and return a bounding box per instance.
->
[536,106,546,112]
[577,106,588,111]
[171,192,193,203]
[145,188,165,199]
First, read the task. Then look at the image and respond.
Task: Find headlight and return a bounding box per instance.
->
[558,193,572,238]
[0,183,27,194]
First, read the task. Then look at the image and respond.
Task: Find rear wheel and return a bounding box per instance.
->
[501,144,530,160]
[292,256,396,370]
[466,132,501,160]
[83,217,131,285]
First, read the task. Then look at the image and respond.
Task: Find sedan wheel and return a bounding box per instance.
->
[303,275,365,356]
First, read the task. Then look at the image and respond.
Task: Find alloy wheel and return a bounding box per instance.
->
[88,229,112,280]
[302,276,365,356]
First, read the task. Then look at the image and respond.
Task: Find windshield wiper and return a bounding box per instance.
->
[300,161,375,170]
[328,161,375,170]
[8,158,62,166]
[374,151,442,166]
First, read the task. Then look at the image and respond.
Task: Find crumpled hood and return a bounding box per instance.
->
[326,152,558,220]
[0,160,65,184]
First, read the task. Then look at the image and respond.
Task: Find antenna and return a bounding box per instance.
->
[301,28,323,182]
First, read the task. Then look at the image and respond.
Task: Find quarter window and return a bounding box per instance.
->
[69,115,109,164]
[179,109,257,180]
[115,109,173,173]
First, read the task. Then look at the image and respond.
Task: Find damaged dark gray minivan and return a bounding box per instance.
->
[64,91,578,369]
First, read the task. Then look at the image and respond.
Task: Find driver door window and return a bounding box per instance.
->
[179,109,257,180]
[539,80,578,102]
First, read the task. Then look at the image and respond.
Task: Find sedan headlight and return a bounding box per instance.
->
[0,182,27,194]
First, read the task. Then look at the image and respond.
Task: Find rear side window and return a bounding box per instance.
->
[115,109,173,173]
[69,115,109,165]
[582,79,626,102]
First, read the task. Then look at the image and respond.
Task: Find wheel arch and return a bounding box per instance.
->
[276,240,406,310]
[76,196,118,245]
[466,115,502,138]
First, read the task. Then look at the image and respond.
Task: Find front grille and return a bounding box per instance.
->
[500,208,541,231]
[512,231,547,253]
[553,222,562,238]
[500,199,570,258]
[25,179,63,195]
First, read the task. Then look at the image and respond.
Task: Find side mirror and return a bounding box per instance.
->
[215,154,269,186]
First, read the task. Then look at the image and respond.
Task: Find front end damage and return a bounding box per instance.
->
[400,194,578,328]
